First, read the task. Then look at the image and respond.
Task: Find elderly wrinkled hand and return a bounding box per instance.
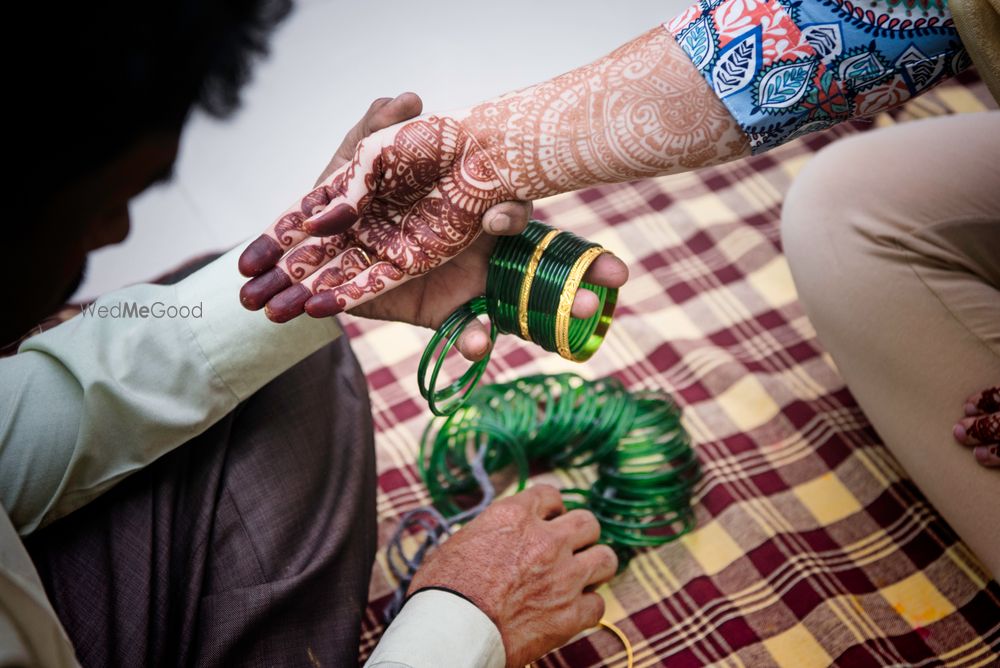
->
[407,485,618,668]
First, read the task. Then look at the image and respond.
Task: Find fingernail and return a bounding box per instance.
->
[964,402,979,416]
[238,236,283,277]
[465,331,490,360]
[263,285,310,323]
[953,423,967,442]
[488,214,511,234]
[304,291,345,318]
[973,445,1000,467]
[240,268,292,311]
[303,202,358,236]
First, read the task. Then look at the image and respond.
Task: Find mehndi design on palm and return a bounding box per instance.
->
[239,115,511,321]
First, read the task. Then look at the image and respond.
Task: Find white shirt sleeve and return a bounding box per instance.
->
[0,240,342,534]
[365,589,506,668]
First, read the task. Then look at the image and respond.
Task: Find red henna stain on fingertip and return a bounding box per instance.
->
[303,202,359,236]
[263,284,310,323]
[240,268,292,311]
[239,236,284,277]
[304,292,344,318]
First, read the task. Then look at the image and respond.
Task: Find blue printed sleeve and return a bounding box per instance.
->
[665,0,970,152]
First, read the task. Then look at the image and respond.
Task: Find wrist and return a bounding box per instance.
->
[454,93,541,201]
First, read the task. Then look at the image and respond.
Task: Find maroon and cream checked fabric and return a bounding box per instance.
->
[351,73,1000,667]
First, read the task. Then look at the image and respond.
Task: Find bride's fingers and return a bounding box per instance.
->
[240,235,352,310]
[304,261,410,318]
[301,137,386,237]
[264,247,374,323]
[238,167,354,278]
[240,96,422,281]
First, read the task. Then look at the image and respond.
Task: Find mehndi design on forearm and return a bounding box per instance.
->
[461,27,748,200]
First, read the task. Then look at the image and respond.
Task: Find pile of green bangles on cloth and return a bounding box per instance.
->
[419,373,702,553]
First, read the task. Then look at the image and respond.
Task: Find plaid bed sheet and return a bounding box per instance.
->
[351,73,1000,667]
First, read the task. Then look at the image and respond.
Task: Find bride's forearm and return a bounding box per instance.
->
[456,27,750,201]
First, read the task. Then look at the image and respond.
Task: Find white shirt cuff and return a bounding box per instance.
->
[365,589,505,668]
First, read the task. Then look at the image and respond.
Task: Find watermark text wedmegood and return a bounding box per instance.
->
[80,301,204,319]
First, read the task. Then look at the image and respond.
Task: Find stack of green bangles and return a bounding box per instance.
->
[419,374,701,556]
[418,220,618,416]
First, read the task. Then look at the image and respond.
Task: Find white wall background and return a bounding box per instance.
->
[76,0,690,300]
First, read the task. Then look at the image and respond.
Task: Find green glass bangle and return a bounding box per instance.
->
[417,297,498,417]
[421,220,619,416]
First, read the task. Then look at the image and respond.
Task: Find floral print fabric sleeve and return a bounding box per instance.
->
[668,0,971,151]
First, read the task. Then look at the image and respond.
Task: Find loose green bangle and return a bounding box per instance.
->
[417,297,498,417]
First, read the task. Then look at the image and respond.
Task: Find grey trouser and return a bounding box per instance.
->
[26,332,377,667]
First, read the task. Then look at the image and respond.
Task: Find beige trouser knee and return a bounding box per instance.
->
[781,112,1000,577]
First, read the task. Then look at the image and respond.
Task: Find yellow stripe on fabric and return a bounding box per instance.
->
[944,544,990,589]
[694,413,860,489]
[715,226,772,265]
[937,627,1000,666]
[628,550,681,603]
[933,85,989,113]
[763,623,832,667]
[793,473,863,526]
[362,324,425,366]
[746,257,798,310]
[780,153,814,180]
[880,572,957,628]
[964,655,1000,668]
[596,583,629,624]
[730,165,785,211]
[680,520,744,575]
[825,595,892,660]
[677,194,739,229]
[714,376,782,433]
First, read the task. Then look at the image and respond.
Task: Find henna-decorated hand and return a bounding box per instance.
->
[954,386,1000,468]
[407,485,617,668]
[237,92,628,361]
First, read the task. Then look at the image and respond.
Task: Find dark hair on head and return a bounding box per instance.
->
[10,0,292,207]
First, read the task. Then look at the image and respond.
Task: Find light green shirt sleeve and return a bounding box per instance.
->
[364,589,505,668]
[0,241,342,535]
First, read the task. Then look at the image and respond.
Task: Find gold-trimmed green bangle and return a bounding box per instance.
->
[555,246,616,362]
[420,220,619,416]
[517,229,560,342]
